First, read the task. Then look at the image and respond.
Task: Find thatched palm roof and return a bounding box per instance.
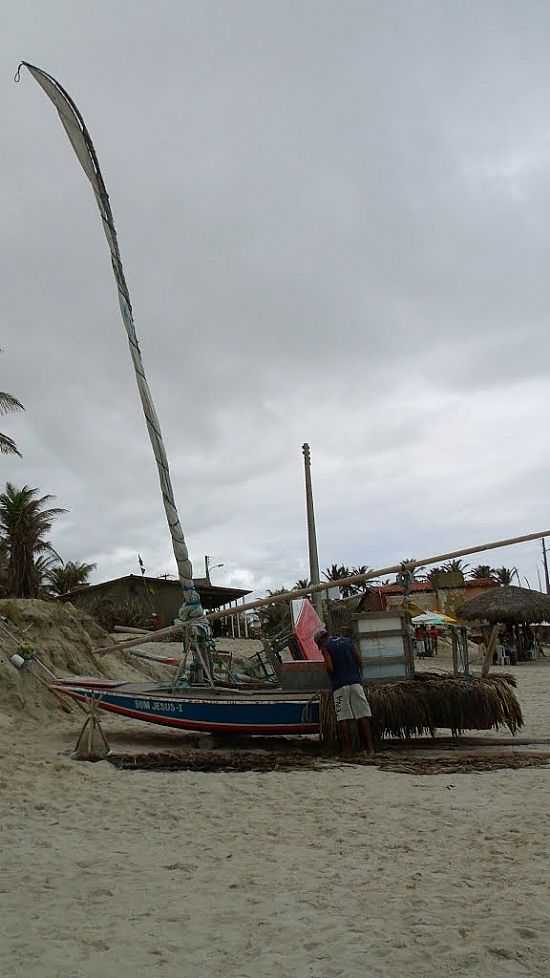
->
[459,585,550,624]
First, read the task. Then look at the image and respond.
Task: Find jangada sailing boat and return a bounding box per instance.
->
[17,61,323,735]
[49,599,323,733]
[19,63,540,737]
[49,677,320,735]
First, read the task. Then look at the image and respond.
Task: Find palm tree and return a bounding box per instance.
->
[0,483,66,597]
[442,559,469,575]
[426,565,443,583]
[399,558,426,580]
[350,565,377,593]
[494,566,518,586]
[46,559,97,596]
[323,564,353,598]
[395,558,422,591]
[33,552,61,595]
[470,564,495,580]
[294,578,310,591]
[324,563,344,582]
[0,386,24,456]
[257,588,292,638]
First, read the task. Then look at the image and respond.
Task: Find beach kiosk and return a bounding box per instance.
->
[353,609,414,681]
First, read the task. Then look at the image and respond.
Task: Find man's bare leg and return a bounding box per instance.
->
[338,719,353,754]
[357,717,375,754]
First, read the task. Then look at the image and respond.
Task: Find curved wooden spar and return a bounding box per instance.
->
[95,528,550,653]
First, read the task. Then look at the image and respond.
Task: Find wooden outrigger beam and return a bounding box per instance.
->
[94,529,550,654]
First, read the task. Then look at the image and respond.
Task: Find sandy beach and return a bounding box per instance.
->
[1,645,549,978]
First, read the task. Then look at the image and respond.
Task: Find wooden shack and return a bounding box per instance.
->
[59,574,251,629]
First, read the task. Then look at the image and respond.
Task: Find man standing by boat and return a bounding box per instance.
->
[314,628,374,754]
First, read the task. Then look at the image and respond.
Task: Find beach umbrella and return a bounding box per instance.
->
[411,611,457,626]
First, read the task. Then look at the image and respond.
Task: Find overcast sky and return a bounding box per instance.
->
[3,1,550,597]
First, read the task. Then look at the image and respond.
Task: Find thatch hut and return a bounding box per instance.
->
[458,585,550,671]
[459,585,550,624]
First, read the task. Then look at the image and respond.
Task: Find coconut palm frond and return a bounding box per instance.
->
[323,564,355,597]
[494,566,518,586]
[0,391,24,416]
[442,559,469,574]
[0,433,22,456]
[470,564,495,580]
[350,566,378,593]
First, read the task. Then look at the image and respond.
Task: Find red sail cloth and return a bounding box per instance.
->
[292,599,324,661]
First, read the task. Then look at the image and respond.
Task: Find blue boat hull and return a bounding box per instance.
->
[52,681,320,735]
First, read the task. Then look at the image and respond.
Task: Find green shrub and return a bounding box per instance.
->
[86,597,150,632]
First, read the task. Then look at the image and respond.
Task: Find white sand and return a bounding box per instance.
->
[2,658,550,977]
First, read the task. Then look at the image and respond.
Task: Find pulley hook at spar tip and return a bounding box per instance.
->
[16,60,214,683]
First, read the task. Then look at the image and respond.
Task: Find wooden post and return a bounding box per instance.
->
[236,600,241,639]
[243,597,249,638]
[451,630,459,676]
[542,539,550,594]
[481,624,499,677]
[302,443,323,618]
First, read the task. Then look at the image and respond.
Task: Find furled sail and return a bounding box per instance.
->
[17,61,213,682]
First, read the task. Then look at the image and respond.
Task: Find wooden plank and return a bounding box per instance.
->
[359,654,408,667]
[403,631,415,677]
[353,609,409,621]
[113,625,152,635]
[451,631,458,675]
[356,628,405,640]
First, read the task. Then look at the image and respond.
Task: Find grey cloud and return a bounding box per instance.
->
[3,1,550,595]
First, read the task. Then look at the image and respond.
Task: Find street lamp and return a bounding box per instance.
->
[205,555,224,583]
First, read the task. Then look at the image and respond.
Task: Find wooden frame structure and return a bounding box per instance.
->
[353,609,414,681]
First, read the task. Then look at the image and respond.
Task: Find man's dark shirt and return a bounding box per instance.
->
[326,636,362,691]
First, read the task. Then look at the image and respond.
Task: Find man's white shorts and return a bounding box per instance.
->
[333,683,372,722]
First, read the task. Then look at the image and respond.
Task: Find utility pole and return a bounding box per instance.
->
[205,555,224,584]
[302,443,323,617]
[542,538,550,594]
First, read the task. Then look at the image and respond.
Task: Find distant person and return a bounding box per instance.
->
[314,628,374,754]
[507,637,518,666]
[421,625,432,657]
[429,625,439,655]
